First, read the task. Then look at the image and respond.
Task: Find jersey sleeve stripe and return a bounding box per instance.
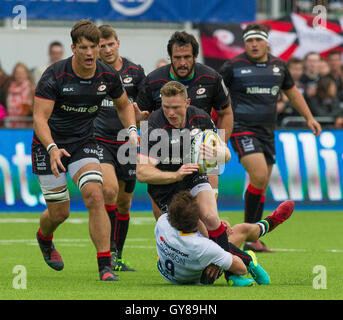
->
[34,95,55,102]
[96,71,116,78]
[122,66,139,74]
[149,79,168,85]
[188,115,206,124]
[231,58,251,64]
[193,75,215,83]
[230,131,256,136]
[56,72,74,79]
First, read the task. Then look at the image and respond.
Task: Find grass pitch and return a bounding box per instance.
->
[0,209,342,301]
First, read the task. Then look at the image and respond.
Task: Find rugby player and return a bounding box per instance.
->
[136,81,267,286]
[219,23,322,252]
[94,25,148,272]
[137,30,233,220]
[155,190,294,285]
[32,20,138,281]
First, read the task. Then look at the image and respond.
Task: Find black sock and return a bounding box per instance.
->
[97,251,111,272]
[105,204,117,251]
[208,222,231,252]
[244,184,264,223]
[115,213,130,259]
[255,195,266,222]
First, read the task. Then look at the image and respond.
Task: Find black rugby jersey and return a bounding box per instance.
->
[140,105,216,173]
[219,52,294,135]
[93,57,145,141]
[34,56,124,144]
[137,63,230,115]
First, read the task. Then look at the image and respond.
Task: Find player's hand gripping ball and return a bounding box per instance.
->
[191,129,220,173]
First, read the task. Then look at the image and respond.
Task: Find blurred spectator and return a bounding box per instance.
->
[299,52,321,102]
[155,58,168,69]
[0,63,10,127]
[318,57,330,77]
[307,76,343,129]
[326,50,343,104]
[277,58,304,126]
[5,62,35,128]
[31,41,64,85]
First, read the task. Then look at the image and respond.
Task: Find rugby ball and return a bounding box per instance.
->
[191,129,220,173]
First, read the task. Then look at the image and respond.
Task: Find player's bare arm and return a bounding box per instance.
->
[284,85,322,136]
[215,106,233,143]
[114,91,139,145]
[136,154,199,184]
[33,96,70,177]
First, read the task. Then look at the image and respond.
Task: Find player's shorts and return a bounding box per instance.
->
[148,172,210,214]
[95,138,136,191]
[230,132,275,165]
[32,137,101,176]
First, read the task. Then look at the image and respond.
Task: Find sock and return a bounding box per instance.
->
[256,217,273,237]
[105,204,117,251]
[115,212,130,259]
[255,195,266,222]
[37,228,53,245]
[208,222,231,252]
[244,184,264,223]
[97,250,111,272]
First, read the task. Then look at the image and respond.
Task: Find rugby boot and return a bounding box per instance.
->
[246,250,270,285]
[114,258,136,272]
[99,266,119,281]
[266,200,295,231]
[226,275,255,287]
[36,232,64,271]
[243,240,275,253]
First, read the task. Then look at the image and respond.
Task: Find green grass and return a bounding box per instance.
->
[0,210,342,300]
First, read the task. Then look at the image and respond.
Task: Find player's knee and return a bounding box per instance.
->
[102,184,118,204]
[82,186,104,209]
[46,208,70,224]
[250,171,269,188]
[201,211,220,230]
[117,198,132,214]
[229,255,247,275]
[234,223,251,236]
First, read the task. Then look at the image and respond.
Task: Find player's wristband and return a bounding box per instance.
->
[47,143,57,154]
[127,125,138,135]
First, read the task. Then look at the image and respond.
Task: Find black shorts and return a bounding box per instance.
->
[230,132,275,164]
[32,137,101,175]
[96,138,136,184]
[148,172,209,214]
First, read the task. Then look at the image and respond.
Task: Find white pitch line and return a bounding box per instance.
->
[0,239,341,253]
[0,217,155,225]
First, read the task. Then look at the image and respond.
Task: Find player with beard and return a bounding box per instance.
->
[137,31,233,220]
[32,20,138,281]
[219,23,322,252]
[94,25,148,272]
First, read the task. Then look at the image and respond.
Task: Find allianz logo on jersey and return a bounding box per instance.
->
[246,86,280,96]
[60,105,98,113]
[101,98,115,108]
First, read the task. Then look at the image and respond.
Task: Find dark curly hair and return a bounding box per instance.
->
[167,31,199,58]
